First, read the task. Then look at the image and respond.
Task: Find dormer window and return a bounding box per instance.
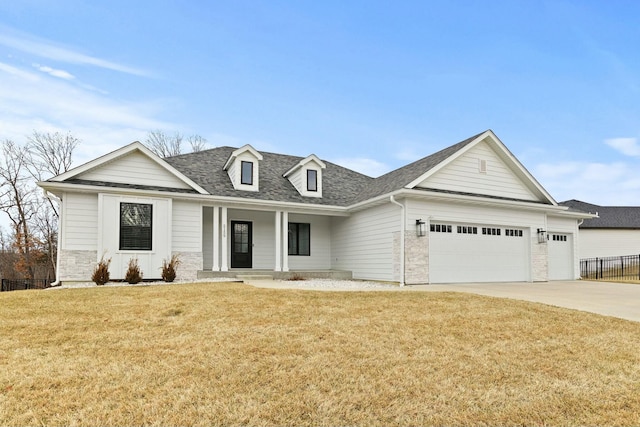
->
[307,170,317,192]
[283,154,326,198]
[241,161,253,185]
[223,144,263,192]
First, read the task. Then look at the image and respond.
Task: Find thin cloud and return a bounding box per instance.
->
[33,63,75,80]
[605,137,640,157]
[0,27,151,77]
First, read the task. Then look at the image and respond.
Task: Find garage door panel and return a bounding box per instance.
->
[548,233,573,280]
[429,223,529,283]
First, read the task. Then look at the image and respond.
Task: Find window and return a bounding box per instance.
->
[120,203,152,250]
[241,161,253,185]
[288,223,310,256]
[430,224,452,233]
[482,227,501,236]
[307,169,318,192]
[457,225,478,234]
[552,234,567,242]
[505,229,523,237]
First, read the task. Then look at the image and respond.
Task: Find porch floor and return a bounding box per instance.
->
[197,269,353,281]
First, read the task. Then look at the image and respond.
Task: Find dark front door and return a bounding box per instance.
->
[231,221,252,268]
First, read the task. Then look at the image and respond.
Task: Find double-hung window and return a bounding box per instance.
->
[120,202,152,250]
[288,222,310,256]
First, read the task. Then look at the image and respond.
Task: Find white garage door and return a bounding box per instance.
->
[548,233,574,280]
[429,223,530,283]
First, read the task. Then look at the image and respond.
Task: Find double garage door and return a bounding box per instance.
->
[429,223,575,283]
[429,222,530,283]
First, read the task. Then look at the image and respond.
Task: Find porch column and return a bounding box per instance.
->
[282,211,289,272]
[274,210,282,271]
[212,206,220,271]
[221,207,228,271]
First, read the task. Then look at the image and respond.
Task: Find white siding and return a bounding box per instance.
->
[286,164,323,198]
[331,203,400,281]
[227,152,260,192]
[417,141,539,201]
[227,209,274,269]
[172,200,201,252]
[63,192,99,250]
[578,229,640,259]
[98,194,171,280]
[288,214,331,269]
[77,151,192,189]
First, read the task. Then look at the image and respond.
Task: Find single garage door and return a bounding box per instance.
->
[429,223,530,283]
[548,233,574,280]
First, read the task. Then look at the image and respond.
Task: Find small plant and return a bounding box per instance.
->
[125,258,143,284]
[161,254,181,282]
[92,256,111,286]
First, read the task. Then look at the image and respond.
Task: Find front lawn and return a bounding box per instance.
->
[1,282,639,426]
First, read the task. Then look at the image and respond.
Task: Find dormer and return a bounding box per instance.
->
[223,144,263,192]
[283,154,327,198]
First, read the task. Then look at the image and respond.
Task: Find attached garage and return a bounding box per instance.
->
[548,233,574,280]
[428,222,530,283]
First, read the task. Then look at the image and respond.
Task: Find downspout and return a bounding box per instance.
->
[389,195,405,286]
[43,190,62,287]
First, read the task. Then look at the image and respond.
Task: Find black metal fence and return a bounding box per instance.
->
[1,279,53,292]
[581,255,640,281]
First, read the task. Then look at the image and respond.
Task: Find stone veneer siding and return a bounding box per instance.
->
[59,250,98,283]
[172,251,202,281]
[404,231,429,284]
[532,240,548,282]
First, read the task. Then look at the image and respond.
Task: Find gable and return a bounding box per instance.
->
[414,139,544,203]
[75,150,194,190]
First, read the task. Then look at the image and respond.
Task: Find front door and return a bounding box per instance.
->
[231,221,252,268]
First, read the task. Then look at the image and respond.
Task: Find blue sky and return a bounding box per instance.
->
[1,0,640,209]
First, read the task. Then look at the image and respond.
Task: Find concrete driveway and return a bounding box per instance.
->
[413,280,640,322]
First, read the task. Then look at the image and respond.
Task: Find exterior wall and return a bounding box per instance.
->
[404,231,429,284]
[547,215,579,279]
[172,251,200,281]
[98,194,172,280]
[59,249,97,282]
[578,229,640,259]
[288,213,331,270]
[77,151,191,189]
[62,192,99,250]
[531,241,548,281]
[227,152,260,192]
[287,162,323,198]
[417,141,538,201]
[331,203,400,282]
[227,209,275,269]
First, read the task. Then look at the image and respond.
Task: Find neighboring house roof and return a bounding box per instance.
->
[560,200,640,229]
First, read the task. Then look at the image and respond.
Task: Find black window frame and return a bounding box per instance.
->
[307,169,318,192]
[241,160,253,185]
[288,222,310,256]
[119,202,153,251]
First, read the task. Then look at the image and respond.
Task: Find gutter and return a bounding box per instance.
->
[389,195,405,286]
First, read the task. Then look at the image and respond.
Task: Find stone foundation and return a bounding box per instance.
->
[405,232,429,284]
[59,250,98,282]
[172,251,202,281]
[532,241,548,281]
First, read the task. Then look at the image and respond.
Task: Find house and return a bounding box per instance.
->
[560,200,640,259]
[38,130,592,285]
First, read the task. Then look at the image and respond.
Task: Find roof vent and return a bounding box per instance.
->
[478,159,487,174]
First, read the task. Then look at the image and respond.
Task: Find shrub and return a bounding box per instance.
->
[92,256,111,286]
[288,273,306,281]
[161,254,181,282]
[125,258,143,284]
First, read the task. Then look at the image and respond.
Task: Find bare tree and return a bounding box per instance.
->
[146,130,209,157]
[187,134,208,152]
[0,140,37,279]
[26,131,80,218]
[146,130,183,157]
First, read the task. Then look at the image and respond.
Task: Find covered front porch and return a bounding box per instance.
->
[197,269,353,281]
[201,206,347,274]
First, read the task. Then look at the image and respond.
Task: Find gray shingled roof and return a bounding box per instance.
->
[163,132,484,207]
[560,200,640,229]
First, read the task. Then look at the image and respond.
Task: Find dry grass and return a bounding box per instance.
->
[2,282,640,426]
